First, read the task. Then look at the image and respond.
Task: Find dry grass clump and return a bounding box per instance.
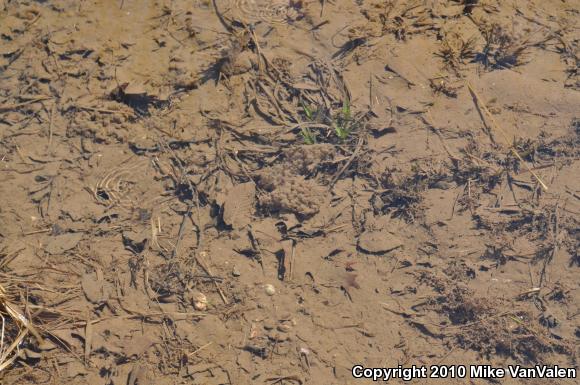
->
[514,121,580,162]
[477,23,531,70]
[452,310,555,363]
[0,249,49,373]
[424,277,573,363]
[452,135,516,193]
[438,32,477,73]
[373,162,449,222]
[0,283,43,372]
[445,293,573,364]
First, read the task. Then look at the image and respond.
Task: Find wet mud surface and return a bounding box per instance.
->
[0,0,579,384]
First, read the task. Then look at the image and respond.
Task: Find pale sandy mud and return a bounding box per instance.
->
[0,1,578,384]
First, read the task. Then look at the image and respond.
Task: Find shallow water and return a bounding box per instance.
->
[219,0,302,25]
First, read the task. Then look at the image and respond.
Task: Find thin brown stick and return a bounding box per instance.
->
[0,96,52,113]
[422,112,461,161]
[73,104,134,117]
[467,82,548,191]
[187,341,213,357]
[171,204,193,259]
[330,135,364,188]
[248,28,265,73]
[48,102,56,148]
[196,252,229,305]
[84,311,92,364]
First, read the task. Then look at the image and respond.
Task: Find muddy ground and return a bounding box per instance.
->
[0,0,579,384]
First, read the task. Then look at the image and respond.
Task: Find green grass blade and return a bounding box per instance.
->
[342,97,351,120]
[301,101,314,121]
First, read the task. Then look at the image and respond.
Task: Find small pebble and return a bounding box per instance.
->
[232,266,241,277]
[191,292,208,311]
[263,320,275,330]
[268,333,288,342]
[264,284,276,296]
[277,324,292,333]
[279,313,291,321]
[432,180,453,190]
[158,294,178,303]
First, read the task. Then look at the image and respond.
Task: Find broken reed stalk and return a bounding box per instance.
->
[0,284,43,372]
[466,82,548,191]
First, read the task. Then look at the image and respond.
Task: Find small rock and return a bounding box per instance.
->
[193,293,207,311]
[244,343,269,358]
[277,324,292,333]
[264,284,276,296]
[268,332,288,342]
[158,294,178,303]
[186,291,208,311]
[358,230,403,255]
[432,180,453,190]
[263,320,275,331]
[279,313,292,321]
[232,266,241,277]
